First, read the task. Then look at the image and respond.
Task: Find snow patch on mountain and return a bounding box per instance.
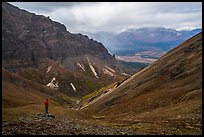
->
[46,77,59,90]
[77,63,85,72]
[89,63,99,79]
[177,27,200,31]
[176,33,182,36]
[46,65,53,73]
[70,83,77,92]
[105,65,115,73]
[102,68,114,77]
[121,72,131,77]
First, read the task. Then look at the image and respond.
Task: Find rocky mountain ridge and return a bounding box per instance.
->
[2,2,130,97]
[2,2,117,69]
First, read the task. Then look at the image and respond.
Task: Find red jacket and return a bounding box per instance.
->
[44,99,49,107]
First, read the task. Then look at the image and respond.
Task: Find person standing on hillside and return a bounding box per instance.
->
[44,99,49,114]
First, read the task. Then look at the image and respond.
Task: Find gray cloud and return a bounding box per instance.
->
[10,2,94,12]
[10,2,64,12]
[9,2,202,33]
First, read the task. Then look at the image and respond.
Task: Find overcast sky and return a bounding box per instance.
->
[9,2,202,33]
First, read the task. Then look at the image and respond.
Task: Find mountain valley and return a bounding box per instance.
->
[2,2,202,135]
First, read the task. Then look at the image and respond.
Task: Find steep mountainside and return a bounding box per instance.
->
[2,2,112,68]
[79,32,202,134]
[2,2,130,97]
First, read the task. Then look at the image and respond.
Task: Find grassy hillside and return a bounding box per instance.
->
[2,31,202,134]
[79,32,202,135]
[2,68,79,121]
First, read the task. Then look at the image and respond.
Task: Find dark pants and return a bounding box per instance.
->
[45,106,48,114]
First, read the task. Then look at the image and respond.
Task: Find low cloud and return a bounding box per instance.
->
[9,2,202,33]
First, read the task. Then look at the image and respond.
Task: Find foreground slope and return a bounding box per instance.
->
[80,32,202,134]
[2,68,143,135]
[2,68,78,121]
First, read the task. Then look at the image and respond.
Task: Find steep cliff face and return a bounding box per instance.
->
[2,2,129,97]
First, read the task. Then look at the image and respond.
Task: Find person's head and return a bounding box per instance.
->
[46,99,48,101]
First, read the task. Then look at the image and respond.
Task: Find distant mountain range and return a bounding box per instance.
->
[84,27,202,56]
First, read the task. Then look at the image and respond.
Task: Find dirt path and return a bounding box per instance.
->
[2,113,142,135]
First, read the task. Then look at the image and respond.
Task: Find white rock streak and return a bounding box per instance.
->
[86,56,99,79]
[46,77,59,90]
[102,68,114,77]
[89,63,99,79]
[105,65,115,73]
[77,63,85,72]
[70,83,77,92]
[122,72,131,77]
[46,65,53,73]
